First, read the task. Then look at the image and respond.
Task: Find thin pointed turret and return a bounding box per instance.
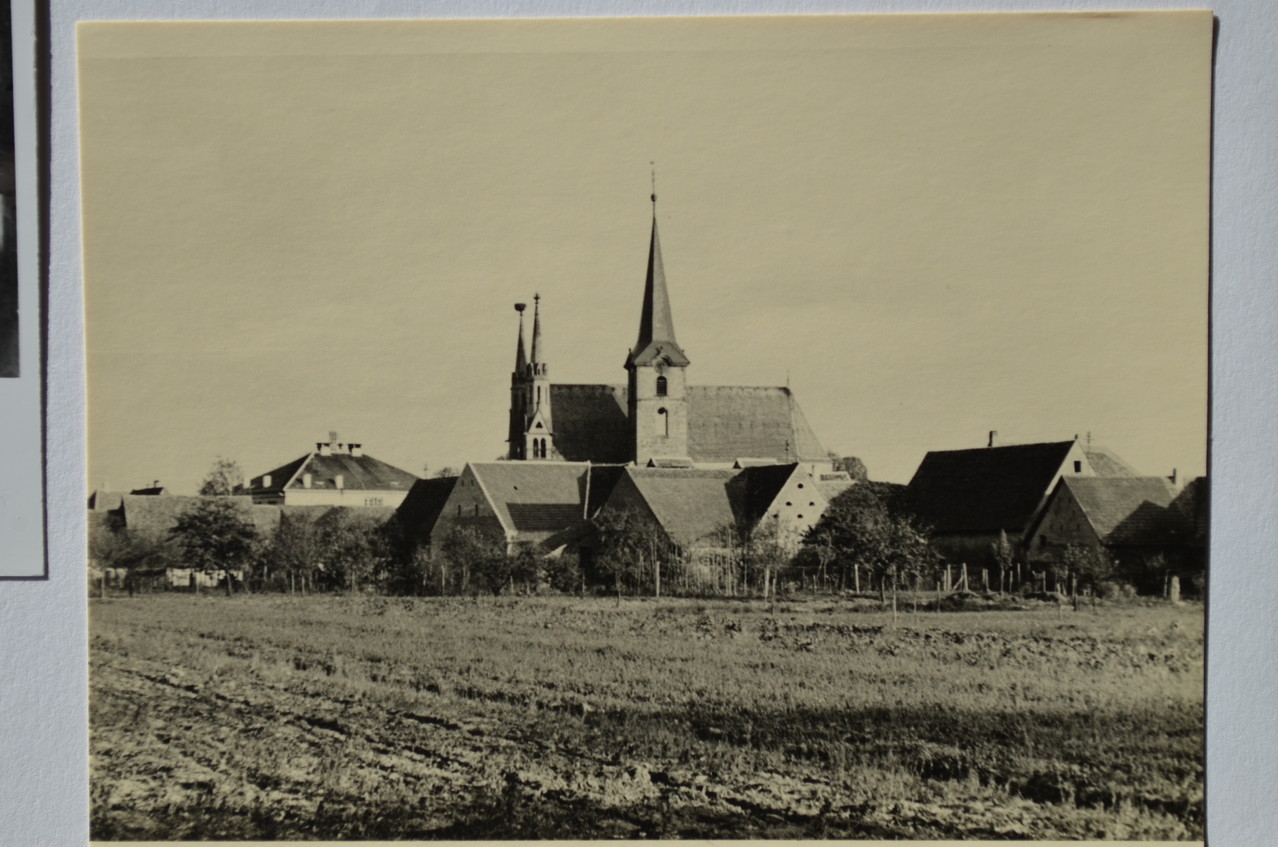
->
[627,193,690,368]
[513,302,528,373]
[530,293,544,366]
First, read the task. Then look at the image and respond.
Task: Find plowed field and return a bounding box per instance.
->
[90,595,1202,840]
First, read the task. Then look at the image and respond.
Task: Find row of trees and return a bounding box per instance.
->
[91,477,1141,601]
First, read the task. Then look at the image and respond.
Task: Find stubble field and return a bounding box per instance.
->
[90,594,1203,840]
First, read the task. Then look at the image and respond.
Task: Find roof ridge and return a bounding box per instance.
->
[465,464,513,536]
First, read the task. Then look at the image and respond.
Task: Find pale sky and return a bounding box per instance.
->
[78,13,1210,492]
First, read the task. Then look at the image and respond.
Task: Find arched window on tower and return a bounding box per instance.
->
[656,375,668,397]
[657,407,669,437]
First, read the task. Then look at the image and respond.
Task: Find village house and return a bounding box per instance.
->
[906,436,1140,566]
[1023,475,1188,568]
[238,435,418,508]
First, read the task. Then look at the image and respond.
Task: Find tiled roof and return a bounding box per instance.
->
[687,386,827,463]
[1084,446,1140,477]
[1170,476,1208,544]
[121,495,280,537]
[729,463,801,527]
[815,473,855,503]
[88,490,124,511]
[470,462,591,534]
[1065,477,1183,546]
[907,441,1077,534]
[624,468,739,548]
[395,477,459,542]
[548,383,827,465]
[247,451,417,495]
[548,384,632,463]
[583,464,629,519]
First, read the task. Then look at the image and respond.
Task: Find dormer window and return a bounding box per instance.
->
[656,375,668,397]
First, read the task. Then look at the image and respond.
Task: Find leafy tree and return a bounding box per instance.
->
[802,482,934,610]
[830,455,869,483]
[472,541,540,597]
[265,515,324,593]
[542,550,584,595]
[589,507,673,596]
[313,509,390,593]
[89,518,178,596]
[434,466,459,479]
[169,498,260,595]
[199,456,244,496]
[438,523,507,595]
[1061,543,1116,594]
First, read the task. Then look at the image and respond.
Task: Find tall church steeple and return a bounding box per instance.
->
[626,180,690,465]
[626,181,689,370]
[525,294,555,460]
[507,303,531,459]
[530,293,545,370]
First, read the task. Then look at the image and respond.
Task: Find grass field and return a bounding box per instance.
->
[89,594,1203,840]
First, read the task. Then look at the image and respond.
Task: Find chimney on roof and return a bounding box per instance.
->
[302,473,312,488]
[349,443,362,457]
[335,474,344,490]
[1169,468,1178,486]
[317,442,331,456]
[262,474,272,488]
[988,430,997,448]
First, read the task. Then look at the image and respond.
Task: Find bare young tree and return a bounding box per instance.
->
[199,456,245,496]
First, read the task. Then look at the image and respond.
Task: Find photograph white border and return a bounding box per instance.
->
[3,1,1273,844]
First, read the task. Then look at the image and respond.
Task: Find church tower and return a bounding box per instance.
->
[506,302,531,460]
[524,294,557,460]
[625,189,690,465]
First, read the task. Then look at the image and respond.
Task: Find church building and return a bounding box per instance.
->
[505,193,833,477]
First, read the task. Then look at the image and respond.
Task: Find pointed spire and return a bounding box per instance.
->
[513,302,527,372]
[530,293,543,365]
[628,180,689,368]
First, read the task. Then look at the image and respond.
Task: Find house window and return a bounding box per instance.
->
[456,504,462,517]
[1073,461,1082,473]
[473,504,479,516]
[657,407,669,437]
[656,375,668,397]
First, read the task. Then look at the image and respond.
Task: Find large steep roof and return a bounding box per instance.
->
[1063,476,1182,546]
[246,450,417,497]
[547,384,632,463]
[1083,445,1140,477]
[687,386,827,463]
[121,495,281,537]
[546,383,827,464]
[623,468,738,548]
[908,441,1077,534]
[469,462,591,535]
[395,477,460,542]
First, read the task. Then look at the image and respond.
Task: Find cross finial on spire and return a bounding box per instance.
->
[530,293,544,366]
[650,162,657,206]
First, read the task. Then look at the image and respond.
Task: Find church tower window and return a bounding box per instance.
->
[656,375,667,397]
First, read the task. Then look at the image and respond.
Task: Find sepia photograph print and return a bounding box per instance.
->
[80,12,1209,842]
